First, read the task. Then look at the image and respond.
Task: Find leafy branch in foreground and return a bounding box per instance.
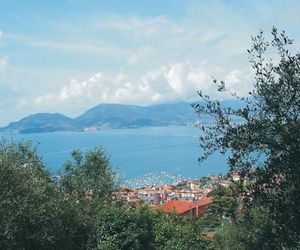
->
[193,27,300,249]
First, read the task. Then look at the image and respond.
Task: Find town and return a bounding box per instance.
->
[114,173,238,218]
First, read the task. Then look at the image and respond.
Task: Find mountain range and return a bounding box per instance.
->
[0,102,198,133]
[0,101,244,134]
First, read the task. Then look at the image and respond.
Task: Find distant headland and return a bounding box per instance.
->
[0,100,243,134]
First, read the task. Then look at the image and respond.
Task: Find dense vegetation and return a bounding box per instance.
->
[0,28,299,249]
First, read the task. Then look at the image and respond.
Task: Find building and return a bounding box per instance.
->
[160,197,214,218]
[160,200,198,218]
[195,197,214,214]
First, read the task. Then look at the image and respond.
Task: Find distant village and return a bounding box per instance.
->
[52,172,241,220]
[113,173,240,218]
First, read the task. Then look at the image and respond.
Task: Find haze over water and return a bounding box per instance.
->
[1,126,227,184]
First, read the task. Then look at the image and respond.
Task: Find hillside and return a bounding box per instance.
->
[0,113,75,133]
[0,102,198,133]
[75,102,197,129]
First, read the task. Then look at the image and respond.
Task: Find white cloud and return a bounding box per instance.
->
[35,61,206,107]
[35,61,251,109]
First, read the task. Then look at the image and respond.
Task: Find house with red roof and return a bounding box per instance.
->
[195,197,214,213]
[160,197,213,218]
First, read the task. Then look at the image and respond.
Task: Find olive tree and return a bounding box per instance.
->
[193,28,300,249]
[59,147,116,249]
[0,140,70,249]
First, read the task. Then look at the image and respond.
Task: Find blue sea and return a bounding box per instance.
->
[1,126,228,186]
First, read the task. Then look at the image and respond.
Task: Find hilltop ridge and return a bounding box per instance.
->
[0,102,197,133]
[0,100,245,134]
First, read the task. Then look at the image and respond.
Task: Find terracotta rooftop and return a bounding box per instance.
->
[160,200,196,214]
[195,196,214,206]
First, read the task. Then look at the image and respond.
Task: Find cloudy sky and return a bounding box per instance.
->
[0,0,299,126]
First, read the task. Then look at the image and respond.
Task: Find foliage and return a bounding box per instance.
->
[95,207,149,250]
[59,147,116,249]
[152,210,208,250]
[0,140,76,249]
[195,182,243,233]
[213,206,278,250]
[0,140,117,250]
[208,182,242,221]
[193,27,300,248]
[60,147,115,201]
[95,205,208,250]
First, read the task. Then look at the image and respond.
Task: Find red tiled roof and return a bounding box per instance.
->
[160,200,196,214]
[195,196,214,207]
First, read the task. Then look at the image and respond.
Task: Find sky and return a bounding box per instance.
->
[0,0,300,126]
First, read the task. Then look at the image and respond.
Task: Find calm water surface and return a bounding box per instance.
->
[1,126,228,182]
